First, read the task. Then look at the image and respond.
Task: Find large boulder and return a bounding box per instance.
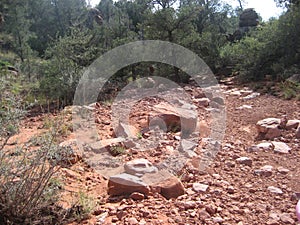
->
[148,102,198,137]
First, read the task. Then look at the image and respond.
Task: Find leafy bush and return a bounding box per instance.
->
[0,74,66,224]
[220,4,300,82]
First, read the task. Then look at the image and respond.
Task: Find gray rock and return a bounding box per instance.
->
[255,165,273,177]
[280,213,294,224]
[179,139,198,158]
[277,167,289,174]
[236,157,252,166]
[272,141,291,154]
[285,119,300,130]
[124,158,158,177]
[192,183,209,193]
[243,92,260,100]
[115,122,138,138]
[247,142,274,152]
[267,186,283,194]
[237,105,252,110]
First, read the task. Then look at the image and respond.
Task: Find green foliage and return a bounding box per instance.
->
[0,77,25,140]
[280,80,300,100]
[0,76,65,224]
[109,145,126,156]
[38,28,97,106]
[220,4,300,81]
[73,191,96,221]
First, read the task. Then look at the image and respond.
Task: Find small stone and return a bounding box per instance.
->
[269,212,280,221]
[286,120,300,130]
[194,97,210,107]
[198,209,210,219]
[192,183,209,193]
[237,105,252,110]
[280,213,294,224]
[277,167,289,174]
[212,217,224,223]
[227,186,235,194]
[243,92,260,100]
[129,192,145,201]
[255,165,273,177]
[123,139,136,148]
[236,157,252,166]
[268,186,283,194]
[205,205,216,215]
[128,217,139,225]
[272,141,291,154]
[184,201,197,209]
[296,125,300,138]
[179,139,198,152]
[291,192,300,201]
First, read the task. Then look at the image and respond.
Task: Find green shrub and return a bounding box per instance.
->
[0,74,65,224]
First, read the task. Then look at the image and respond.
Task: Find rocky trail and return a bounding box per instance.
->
[7,78,300,225]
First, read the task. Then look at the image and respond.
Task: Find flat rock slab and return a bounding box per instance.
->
[108,173,150,196]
